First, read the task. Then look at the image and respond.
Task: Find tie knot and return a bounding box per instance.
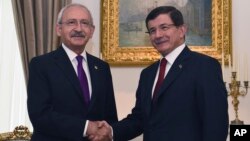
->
[76,55,83,64]
[160,58,167,67]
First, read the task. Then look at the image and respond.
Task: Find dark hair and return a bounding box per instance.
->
[145,6,184,29]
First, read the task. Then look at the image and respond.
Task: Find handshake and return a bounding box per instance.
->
[86,121,113,141]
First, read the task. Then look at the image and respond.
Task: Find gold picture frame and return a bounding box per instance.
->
[101,0,232,66]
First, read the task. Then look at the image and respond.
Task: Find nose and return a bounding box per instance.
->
[74,23,83,31]
[154,29,164,38]
[71,21,86,31]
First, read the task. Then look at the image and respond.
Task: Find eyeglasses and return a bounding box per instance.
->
[146,24,176,35]
[59,19,93,28]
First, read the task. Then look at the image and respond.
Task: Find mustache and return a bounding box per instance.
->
[71,31,85,38]
[154,38,167,44]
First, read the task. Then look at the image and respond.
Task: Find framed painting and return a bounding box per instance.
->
[101,0,232,66]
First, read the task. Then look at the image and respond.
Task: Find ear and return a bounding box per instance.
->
[89,25,95,38]
[56,24,62,36]
[179,24,187,38]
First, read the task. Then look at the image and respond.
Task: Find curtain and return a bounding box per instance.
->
[11,0,72,83]
[0,0,30,132]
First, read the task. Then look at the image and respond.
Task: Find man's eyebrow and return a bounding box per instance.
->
[148,23,169,29]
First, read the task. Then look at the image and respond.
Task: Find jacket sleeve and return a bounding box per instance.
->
[27,57,86,140]
[196,57,229,141]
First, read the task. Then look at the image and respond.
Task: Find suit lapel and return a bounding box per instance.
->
[85,53,100,109]
[52,47,84,101]
[155,47,191,101]
[145,62,159,115]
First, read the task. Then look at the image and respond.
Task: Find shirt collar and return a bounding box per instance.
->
[162,43,186,65]
[62,43,87,62]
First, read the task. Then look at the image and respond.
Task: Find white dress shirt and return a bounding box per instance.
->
[152,43,186,96]
[62,43,91,137]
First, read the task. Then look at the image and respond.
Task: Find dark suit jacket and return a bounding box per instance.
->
[112,47,229,141]
[27,46,118,141]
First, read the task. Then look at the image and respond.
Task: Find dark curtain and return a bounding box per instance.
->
[11,0,72,83]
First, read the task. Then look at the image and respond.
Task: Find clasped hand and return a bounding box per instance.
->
[86,121,112,141]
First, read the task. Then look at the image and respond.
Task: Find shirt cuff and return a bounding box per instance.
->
[111,125,114,141]
[83,120,89,137]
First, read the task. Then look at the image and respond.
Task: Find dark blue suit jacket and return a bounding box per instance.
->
[113,47,228,141]
[27,46,118,141]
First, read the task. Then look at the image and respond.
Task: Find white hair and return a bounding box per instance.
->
[57,3,94,26]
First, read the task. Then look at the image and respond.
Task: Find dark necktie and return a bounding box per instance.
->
[152,58,167,103]
[76,55,90,105]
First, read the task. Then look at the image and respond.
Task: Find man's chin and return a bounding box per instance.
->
[71,41,86,47]
[72,44,85,48]
[156,46,170,55]
[156,45,167,51]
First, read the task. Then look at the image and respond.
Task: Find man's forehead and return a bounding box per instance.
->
[63,6,90,19]
[64,6,88,15]
[148,14,172,24]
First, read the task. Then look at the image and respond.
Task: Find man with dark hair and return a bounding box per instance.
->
[108,6,228,141]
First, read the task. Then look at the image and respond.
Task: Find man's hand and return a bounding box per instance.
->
[87,121,112,141]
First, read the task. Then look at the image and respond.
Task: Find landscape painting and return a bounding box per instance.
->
[119,0,212,47]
